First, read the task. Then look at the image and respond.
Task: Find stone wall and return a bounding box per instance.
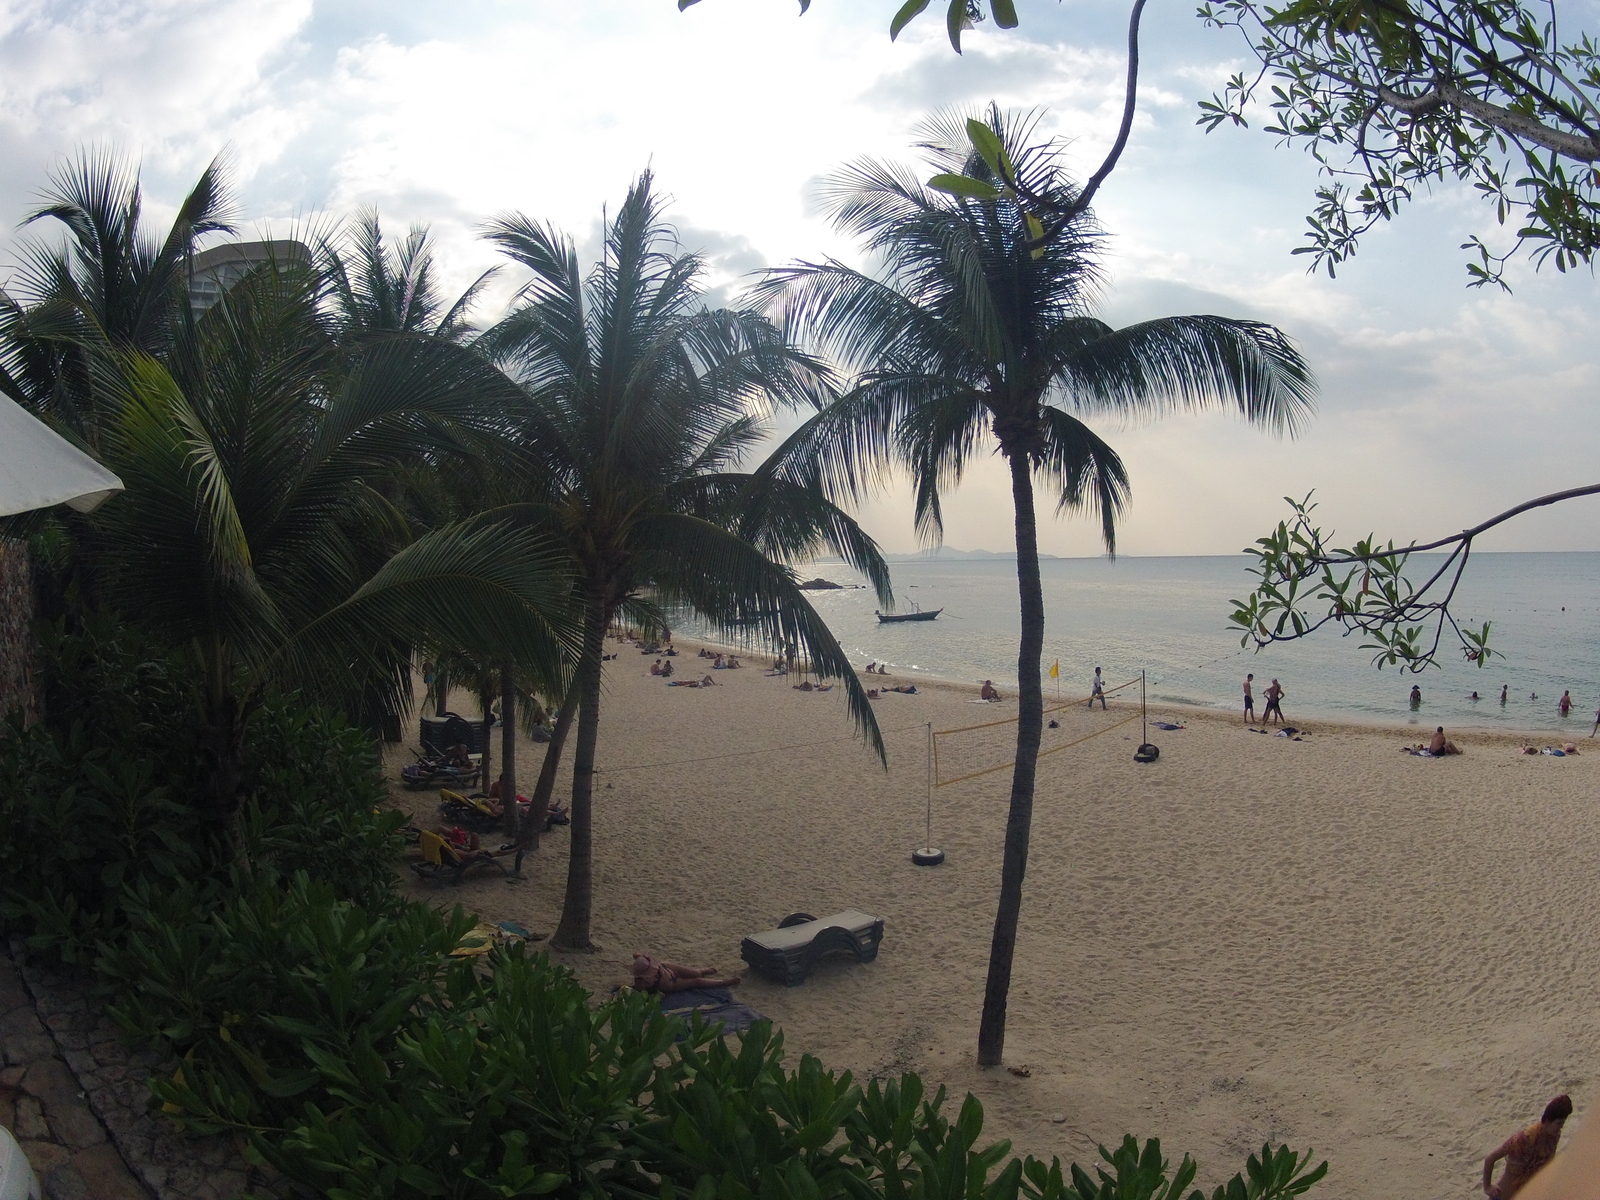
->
[0,540,36,723]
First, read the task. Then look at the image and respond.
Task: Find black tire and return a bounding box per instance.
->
[911,847,946,866]
[778,912,817,928]
[1134,743,1160,763]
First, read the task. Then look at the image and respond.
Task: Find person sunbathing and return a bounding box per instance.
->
[866,661,878,673]
[445,743,472,769]
[701,675,716,686]
[980,680,1001,700]
[795,679,814,691]
[1428,726,1462,755]
[631,954,741,993]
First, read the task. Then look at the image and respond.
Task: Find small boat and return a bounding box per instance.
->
[875,606,943,624]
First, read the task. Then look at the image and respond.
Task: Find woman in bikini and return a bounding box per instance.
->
[631,954,742,993]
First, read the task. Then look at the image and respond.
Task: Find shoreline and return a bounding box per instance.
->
[660,632,1590,743]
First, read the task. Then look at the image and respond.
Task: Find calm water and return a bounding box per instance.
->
[778,553,1600,732]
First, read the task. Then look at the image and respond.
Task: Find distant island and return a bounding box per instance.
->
[797,577,846,590]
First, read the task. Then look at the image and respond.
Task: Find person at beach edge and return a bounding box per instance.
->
[1483,1094,1571,1199]
[1088,666,1107,710]
[1243,673,1254,723]
[1262,678,1285,726]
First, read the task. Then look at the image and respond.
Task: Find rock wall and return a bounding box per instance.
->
[0,540,36,723]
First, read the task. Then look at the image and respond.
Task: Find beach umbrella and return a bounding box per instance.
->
[0,396,122,517]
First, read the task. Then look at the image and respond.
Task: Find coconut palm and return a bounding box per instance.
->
[0,149,234,441]
[84,248,575,842]
[320,210,497,344]
[756,109,1316,1065]
[478,172,892,949]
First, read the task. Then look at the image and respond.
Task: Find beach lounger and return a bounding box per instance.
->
[740,909,884,986]
[411,830,525,886]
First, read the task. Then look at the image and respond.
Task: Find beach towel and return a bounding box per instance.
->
[1401,747,1438,757]
[657,986,765,1036]
[1152,721,1185,731]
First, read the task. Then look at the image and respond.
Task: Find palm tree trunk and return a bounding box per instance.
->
[501,662,518,839]
[479,683,494,795]
[977,450,1046,1067]
[523,688,578,853]
[552,597,607,950]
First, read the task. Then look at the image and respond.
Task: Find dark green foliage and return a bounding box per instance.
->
[138,932,1327,1200]
[0,620,404,959]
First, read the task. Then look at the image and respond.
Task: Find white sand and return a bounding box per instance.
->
[391,641,1600,1200]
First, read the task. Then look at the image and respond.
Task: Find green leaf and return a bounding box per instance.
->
[929,173,1003,201]
[965,119,1007,178]
[890,0,933,39]
[991,0,1020,27]
[947,0,967,51]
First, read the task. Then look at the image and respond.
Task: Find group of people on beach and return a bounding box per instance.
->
[1241,673,1287,725]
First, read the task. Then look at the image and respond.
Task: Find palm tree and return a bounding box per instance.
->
[0,149,234,442]
[478,172,893,949]
[757,109,1316,1066]
[82,248,575,842]
[320,210,496,344]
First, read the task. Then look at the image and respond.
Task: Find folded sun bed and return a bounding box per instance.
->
[740,909,885,986]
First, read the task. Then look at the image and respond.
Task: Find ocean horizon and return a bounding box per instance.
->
[779,550,1600,733]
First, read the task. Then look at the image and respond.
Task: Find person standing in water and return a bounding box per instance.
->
[1482,1094,1571,1198]
[1243,673,1255,724]
[1501,684,1509,705]
[1558,690,1572,717]
[1410,684,1422,709]
[1262,678,1285,726]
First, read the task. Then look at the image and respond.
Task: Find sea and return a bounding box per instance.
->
[774,552,1600,733]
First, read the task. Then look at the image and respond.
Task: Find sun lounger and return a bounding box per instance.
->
[411,830,525,885]
[740,909,884,986]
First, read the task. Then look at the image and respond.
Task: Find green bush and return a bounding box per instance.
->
[0,619,405,958]
[136,922,1326,1200]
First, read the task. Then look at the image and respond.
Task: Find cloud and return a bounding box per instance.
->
[0,0,1594,557]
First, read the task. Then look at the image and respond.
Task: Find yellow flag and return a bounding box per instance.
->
[1048,659,1059,678]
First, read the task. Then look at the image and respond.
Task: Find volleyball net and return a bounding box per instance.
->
[931,675,1143,788]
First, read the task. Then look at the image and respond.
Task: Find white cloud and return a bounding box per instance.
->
[0,0,1595,556]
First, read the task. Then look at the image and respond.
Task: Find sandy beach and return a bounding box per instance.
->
[391,641,1600,1200]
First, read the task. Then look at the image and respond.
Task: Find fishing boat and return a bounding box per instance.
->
[875,605,943,624]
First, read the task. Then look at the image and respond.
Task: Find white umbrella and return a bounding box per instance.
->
[0,395,122,517]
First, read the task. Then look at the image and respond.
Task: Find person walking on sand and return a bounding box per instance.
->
[1262,678,1285,726]
[1088,666,1107,710]
[1243,673,1255,723]
[1483,1094,1572,1199]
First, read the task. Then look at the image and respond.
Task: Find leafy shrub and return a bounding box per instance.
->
[138,924,1327,1200]
[0,619,405,957]
[237,696,405,911]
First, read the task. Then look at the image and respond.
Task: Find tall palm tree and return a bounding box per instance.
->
[320,210,496,344]
[0,149,235,442]
[757,109,1316,1066]
[84,248,575,841]
[478,172,892,949]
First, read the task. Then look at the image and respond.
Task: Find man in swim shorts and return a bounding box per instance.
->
[1243,673,1254,723]
[1262,679,1285,726]
[1483,1094,1571,1198]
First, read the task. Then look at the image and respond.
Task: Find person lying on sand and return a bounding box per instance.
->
[1483,1094,1571,1199]
[795,679,814,691]
[1429,726,1463,756]
[631,954,741,993]
[885,684,918,694]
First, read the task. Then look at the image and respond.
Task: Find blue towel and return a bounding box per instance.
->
[658,986,766,1035]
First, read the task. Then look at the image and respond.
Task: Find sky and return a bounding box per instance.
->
[0,0,1597,557]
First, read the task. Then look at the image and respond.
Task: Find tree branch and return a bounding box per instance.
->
[1377,82,1600,159]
